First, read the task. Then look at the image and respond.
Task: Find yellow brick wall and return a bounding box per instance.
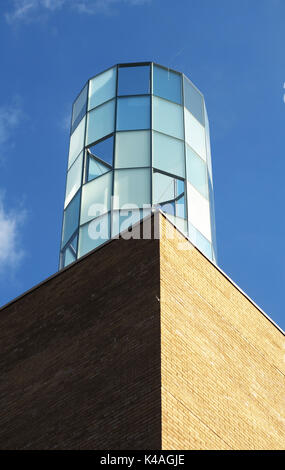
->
[159,215,285,450]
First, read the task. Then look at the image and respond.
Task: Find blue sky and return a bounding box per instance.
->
[0,0,284,330]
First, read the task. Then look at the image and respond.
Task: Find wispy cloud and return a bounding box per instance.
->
[5,0,151,23]
[0,195,26,273]
[0,97,24,161]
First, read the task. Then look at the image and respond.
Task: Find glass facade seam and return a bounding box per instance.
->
[60,62,217,268]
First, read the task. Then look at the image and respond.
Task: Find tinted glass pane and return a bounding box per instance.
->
[153,171,175,204]
[188,222,212,259]
[112,209,142,238]
[167,214,188,236]
[118,65,150,96]
[184,108,206,160]
[113,168,150,209]
[159,201,175,216]
[80,172,112,225]
[78,213,110,257]
[87,156,110,182]
[187,183,211,241]
[153,65,182,104]
[65,152,83,208]
[184,77,204,125]
[117,96,150,131]
[176,179,184,198]
[71,84,88,134]
[68,116,86,169]
[62,190,81,247]
[186,145,208,199]
[176,195,186,218]
[152,96,183,140]
[86,100,115,145]
[115,130,150,168]
[153,131,185,178]
[88,135,114,166]
[64,246,76,267]
[88,67,116,110]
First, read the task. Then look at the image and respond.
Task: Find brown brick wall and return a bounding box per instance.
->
[159,215,285,450]
[0,236,161,450]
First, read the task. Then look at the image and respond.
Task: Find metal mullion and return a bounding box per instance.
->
[150,62,153,212]
[82,168,112,187]
[153,167,184,181]
[110,65,119,238]
[87,96,116,115]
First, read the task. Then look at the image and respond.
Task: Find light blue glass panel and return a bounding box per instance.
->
[153,171,175,204]
[64,247,76,267]
[80,172,112,225]
[88,156,110,182]
[153,131,185,178]
[159,201,175,216]
[86,100,115,145]
[78,213,110,257]
[71,84,88,134]
[184,108,206,160]
[176,179,184,198]
[188,222,212,259]
[112,209,143,238]
[184,77,204,126]
[118,65,150,95]
[68,116,86,169]
[88,67,116,110]
[116,96,150,131]
[152,96,183,140]
[153,65,182,104]
[166,214,188,237]
[115,130,150,168]
[65,152,83,208]
[176,196,186,218]
[113,168,150,209]
[62,191,81,247]
[186,145,208,199]
[88,135,114,166]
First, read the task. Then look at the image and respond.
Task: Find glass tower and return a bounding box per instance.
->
[60,62,217,269]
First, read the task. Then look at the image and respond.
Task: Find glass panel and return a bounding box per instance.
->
[176,196,186,218]
[116,96,150,131]
[153,171,175,204]
[184,108,206,161]
[184,77,204,126]
[186,145,208,199]
[87,155,110,182]
[80,172,112,225]
[153,65,182,104]
[62,191,81,247]
[65,152,83,208]
[88,135,114,166]
[159,201,175,216]
[188,222,212,259]
[113,168,150,209]
[64,247,76,267]
[88,67,116,110]
[176,179,184,198]
[152,96,183,140]
[86,99,115,146]
[115,130,150,168]
[153,131,185,178]
[166,214,188,237]
[71,84,88,134]
[187,183,211,241]
[68,116,86,169]
[118,65,150,96]
[78,213,110,257]
[112,209,142,238]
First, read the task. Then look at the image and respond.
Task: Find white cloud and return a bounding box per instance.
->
[0,196,26,272]
[5,0,151,23]
[0,97,24,160]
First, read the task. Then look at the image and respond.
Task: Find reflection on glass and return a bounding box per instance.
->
[65,152,83,208]
[118,65,150,96]
[188,222,212,259]
[88,135,114,166]
[62,190,81,247]
[88,67,116,110]
[187,183,211,241]
[68,116,86,169]
[117,96,150,131]
[153,65,182,104]
[80,172,112,225]
[186,145,208,199]
[87,155,110,182]
[112,209,143,238]
[71,84,88,134]
[153,171,175,204]
[184,77,204,126]
[115,130,150,168]
[78,213,110,257]
[113,168,150,209]
[153,131,185,178]
[184,108,206,161]
[152,96,183,140]
[86,100,115,145]
[166,214,188,237]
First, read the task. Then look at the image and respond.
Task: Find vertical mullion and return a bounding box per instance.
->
[110,65,119,238]
[150,63,153,210]
[182,74,188,234]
